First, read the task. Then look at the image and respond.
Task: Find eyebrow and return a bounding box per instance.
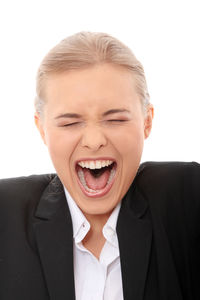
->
[55,113,82,119]
[54,109,130,120]
[102,109,130,116]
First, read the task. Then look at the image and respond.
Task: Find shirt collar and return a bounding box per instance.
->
[103,202,121,247]
[64,187,90,243]
[64,186,121,247]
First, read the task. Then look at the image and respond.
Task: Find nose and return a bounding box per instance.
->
[81,125,107,151]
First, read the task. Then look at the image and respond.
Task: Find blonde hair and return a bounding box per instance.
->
[35,31,150,114]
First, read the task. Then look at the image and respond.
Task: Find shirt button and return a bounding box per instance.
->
[82,222,87,230]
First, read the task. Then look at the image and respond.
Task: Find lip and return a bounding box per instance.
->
[75,157,117,198]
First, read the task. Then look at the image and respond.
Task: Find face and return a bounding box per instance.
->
[35,64,153,219]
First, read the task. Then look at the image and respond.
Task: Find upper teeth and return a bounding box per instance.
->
[78,160,114,169]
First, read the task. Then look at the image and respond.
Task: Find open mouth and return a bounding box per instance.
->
[75,159,117,197]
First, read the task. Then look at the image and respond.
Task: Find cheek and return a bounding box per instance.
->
[44,129,78,163]
[111,125,144,158]
[118,127,144,189]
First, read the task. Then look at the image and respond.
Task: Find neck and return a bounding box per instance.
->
[82,213,112,259]
[84,211,112,233]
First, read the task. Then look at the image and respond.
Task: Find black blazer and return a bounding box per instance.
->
[0,161,200,300]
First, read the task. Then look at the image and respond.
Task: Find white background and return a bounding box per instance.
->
[0,0,199,178]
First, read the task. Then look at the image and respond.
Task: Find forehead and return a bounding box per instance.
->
[44,64,140,113]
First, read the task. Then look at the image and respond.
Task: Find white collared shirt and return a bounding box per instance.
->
[64,187,124,300]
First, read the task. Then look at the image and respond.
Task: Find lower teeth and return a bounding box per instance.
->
[107,168,115,184]
[78,167,115,193]
[78,169,96,193]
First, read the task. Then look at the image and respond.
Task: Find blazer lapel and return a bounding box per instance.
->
[33,176,76,300]
[117,184,152,300]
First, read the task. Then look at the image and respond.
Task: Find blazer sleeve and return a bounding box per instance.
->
[182,162,200,238]
[182,162,200,297]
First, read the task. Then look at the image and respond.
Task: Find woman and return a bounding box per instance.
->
[0,31,199,300]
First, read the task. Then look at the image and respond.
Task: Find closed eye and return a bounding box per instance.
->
[107,119,127,122]
[63,122,80,127]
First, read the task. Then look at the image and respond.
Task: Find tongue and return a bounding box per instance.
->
[83,168,110,190]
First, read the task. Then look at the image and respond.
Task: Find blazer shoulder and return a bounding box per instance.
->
[0,173,55,190]
[138,161,200,183]
[137,161,200,232]
[136,161,200,205]
[0,173,56,207]
[139,160,200,171]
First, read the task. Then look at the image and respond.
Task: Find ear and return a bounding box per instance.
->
[34,112,46,145]
[144,104,154,139]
